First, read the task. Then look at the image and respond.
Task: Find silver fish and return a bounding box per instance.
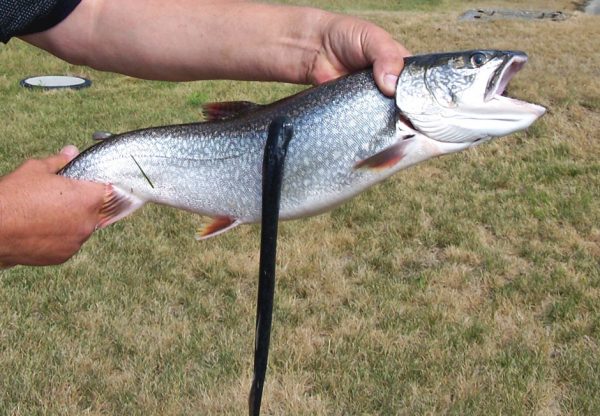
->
[60,50,545,239]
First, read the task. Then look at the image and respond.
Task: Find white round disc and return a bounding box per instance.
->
[20,75,91,89]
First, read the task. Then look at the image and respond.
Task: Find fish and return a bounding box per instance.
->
[59,50,545,239]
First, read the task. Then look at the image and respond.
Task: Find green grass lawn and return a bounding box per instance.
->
[1,1,599,414]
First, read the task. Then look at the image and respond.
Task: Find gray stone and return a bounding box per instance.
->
[459,9,569,22]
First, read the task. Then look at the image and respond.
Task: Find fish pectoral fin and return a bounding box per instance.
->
[354,137,414,170]
[195,216,241,240]
[97,184,146,229]
[201,101,264,121]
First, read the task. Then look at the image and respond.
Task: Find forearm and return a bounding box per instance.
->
[23,0,330,84]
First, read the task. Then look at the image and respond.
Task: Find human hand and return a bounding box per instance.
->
[0,146,106,267]
[306,12,411,96]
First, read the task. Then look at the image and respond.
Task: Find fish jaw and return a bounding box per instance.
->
[445,94,546,140]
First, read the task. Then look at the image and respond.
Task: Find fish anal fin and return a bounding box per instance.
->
[97,184,146,229]
[354,137,414,170]
[195,216,241,240]
[201,101,263,121]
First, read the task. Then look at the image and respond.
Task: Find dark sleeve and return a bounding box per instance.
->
[0,0,81,43]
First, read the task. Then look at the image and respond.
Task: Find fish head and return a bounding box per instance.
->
[395,50,546,152]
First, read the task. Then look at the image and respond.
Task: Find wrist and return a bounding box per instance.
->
[279,7,334,84]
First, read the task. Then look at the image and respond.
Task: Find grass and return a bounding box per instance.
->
[1,0,599,414]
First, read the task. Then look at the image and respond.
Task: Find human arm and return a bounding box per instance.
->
[0,146,105,267]
[21,0,410,96]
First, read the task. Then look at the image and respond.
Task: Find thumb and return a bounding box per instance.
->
[363,31,411,96]
[371,45,410,97]
[42,145,80,173]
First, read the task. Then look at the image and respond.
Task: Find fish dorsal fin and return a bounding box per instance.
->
[92,131,114,141]
[201,101,264,121]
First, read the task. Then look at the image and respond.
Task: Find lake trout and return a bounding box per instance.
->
[60,50,545,239]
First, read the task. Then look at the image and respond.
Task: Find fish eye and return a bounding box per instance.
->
[470,52,487,67]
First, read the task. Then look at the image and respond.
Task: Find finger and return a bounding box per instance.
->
[41,145,80,172]
[363,31,411,96]
[60,145,80,161]
[371,45,411,96]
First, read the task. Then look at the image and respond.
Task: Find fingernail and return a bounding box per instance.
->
[60,145,79,160]
[384,74,399,91]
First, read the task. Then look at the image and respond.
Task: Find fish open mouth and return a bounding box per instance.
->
[484,54,546,116]
[485,54,527,101]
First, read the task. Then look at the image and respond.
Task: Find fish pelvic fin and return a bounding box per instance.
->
[97,184,146,229]
[354,135,414,170]
[201,101,263,121]
[195,216,241,240]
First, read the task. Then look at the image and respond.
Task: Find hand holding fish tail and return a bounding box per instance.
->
[0,147,105,268]
[308,12,411,96]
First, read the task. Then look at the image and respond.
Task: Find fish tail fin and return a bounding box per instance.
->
[97,184,146,229]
